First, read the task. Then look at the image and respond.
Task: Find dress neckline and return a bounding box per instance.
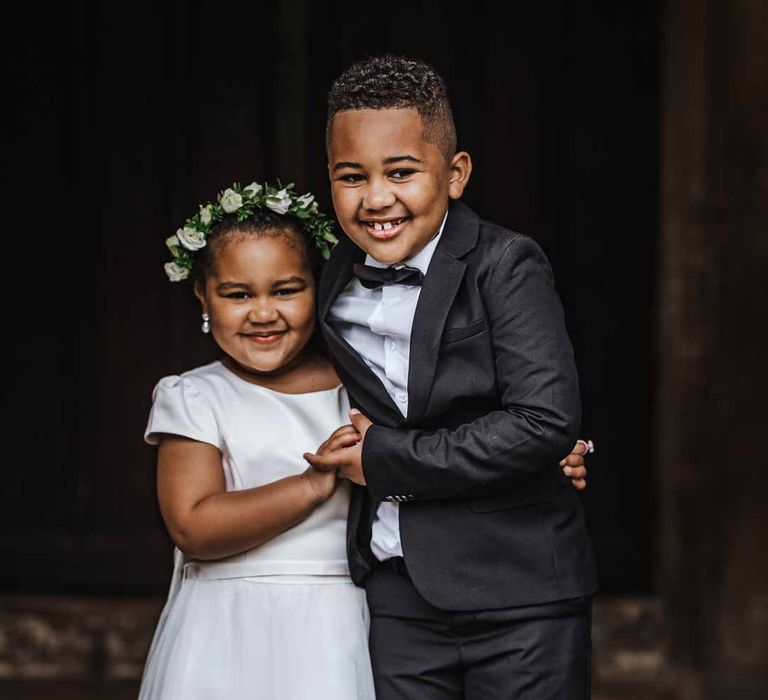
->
[215,360,344,397]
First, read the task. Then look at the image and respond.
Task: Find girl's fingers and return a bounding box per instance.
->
[563,465,587,479]
[559,440,592,465]
[330,424,357,438]
[574,440,590,455]
[303,452,338,470]
[560,453,586,468]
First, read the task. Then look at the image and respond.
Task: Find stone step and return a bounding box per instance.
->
[0,594,672,693]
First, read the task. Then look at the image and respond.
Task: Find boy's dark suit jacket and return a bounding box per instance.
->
[318,200,598,611]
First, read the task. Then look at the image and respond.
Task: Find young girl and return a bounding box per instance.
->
[139,181,590,699]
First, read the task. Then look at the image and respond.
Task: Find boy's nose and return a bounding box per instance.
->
[362,179,396,210]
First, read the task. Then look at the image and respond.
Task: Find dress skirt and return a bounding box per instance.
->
[138,550,375,700]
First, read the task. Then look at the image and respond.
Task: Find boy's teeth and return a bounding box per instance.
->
[370,220,401,231]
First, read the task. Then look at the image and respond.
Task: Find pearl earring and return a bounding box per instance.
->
[201,312,210,334]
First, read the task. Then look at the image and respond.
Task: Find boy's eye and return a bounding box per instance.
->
[274,288,301,296]
[225,292,251,299]
[390,169,415,180]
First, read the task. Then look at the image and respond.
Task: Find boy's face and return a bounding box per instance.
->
[328,108,471,265]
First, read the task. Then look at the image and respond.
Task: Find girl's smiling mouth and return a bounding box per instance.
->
[242,330,287,345]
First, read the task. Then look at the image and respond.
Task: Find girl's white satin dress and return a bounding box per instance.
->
[138,360,375,700]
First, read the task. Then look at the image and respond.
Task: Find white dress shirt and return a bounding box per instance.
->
[328,210,449,560]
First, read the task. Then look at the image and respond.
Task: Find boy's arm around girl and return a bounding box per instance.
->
[316,200,598,611]
[363,219,581,503]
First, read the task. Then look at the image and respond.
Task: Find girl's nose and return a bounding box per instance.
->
[248,299,279,323]
[362,177,396,210]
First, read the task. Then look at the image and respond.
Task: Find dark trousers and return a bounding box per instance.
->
[365,561,592,700]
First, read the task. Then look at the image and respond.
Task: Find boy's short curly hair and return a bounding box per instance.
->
[326,55,457,161]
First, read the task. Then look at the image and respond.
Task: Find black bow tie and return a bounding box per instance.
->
[352,262,424,290]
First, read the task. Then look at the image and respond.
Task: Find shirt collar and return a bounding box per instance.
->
[364,208,449,276]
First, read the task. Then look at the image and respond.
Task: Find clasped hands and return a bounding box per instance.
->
[303,409,371,488]
[303,409,590,492]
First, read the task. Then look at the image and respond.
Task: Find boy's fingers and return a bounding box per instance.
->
[328,434,360,451]
[572,478,587,490]
[349,409,373,432]
[321,434,357,450]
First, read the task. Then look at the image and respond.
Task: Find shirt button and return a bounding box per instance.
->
[388,341,397,351]
[397,392,407,403]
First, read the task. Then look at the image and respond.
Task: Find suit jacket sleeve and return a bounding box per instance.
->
[361,234,581,501]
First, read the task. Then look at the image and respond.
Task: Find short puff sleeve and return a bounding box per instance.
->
[144,375,221,449]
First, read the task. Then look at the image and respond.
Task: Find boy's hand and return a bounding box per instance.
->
[302,425,362,504]
[303,410,373,486]
[316,424,362,456]
[560,439,594,490]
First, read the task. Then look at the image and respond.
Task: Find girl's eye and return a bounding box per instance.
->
[390,169,415,180]
[275,288,301,296]
[225,292,251,299]
[338,174,365,183]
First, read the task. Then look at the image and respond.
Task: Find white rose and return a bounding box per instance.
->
[243,182,262,198]
[165,235,181,253]
[199,204,213,225]
[164,261,189,282]
[296,193,315,210]
[266,188,292,215]
[220,188,243,213]
[176,226,207,251]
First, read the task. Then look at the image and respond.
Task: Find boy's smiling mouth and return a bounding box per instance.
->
[361,217,409,239]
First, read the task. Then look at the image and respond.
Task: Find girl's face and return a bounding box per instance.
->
[195,231,317,378]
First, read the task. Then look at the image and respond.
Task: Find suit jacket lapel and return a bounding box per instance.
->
[319,201,481,425]
[318,235,363,320]
[319,237,405,427]
[406,201,480,421]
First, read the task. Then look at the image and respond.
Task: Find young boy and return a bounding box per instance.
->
[305,55,598,699]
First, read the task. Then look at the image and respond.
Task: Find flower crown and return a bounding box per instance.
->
[164,181,338,282]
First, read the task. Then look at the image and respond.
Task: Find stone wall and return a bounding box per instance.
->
[0,595,670,694]
[657,1,768,697]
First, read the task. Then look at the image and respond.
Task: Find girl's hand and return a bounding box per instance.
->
[560,440,592,490]
[303,465,339,504]
[303,424,362,503]
[303,411,371,486]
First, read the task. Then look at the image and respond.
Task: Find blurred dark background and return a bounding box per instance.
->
[1,1,766,699]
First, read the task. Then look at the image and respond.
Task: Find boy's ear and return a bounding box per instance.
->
[448,151,472,200]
